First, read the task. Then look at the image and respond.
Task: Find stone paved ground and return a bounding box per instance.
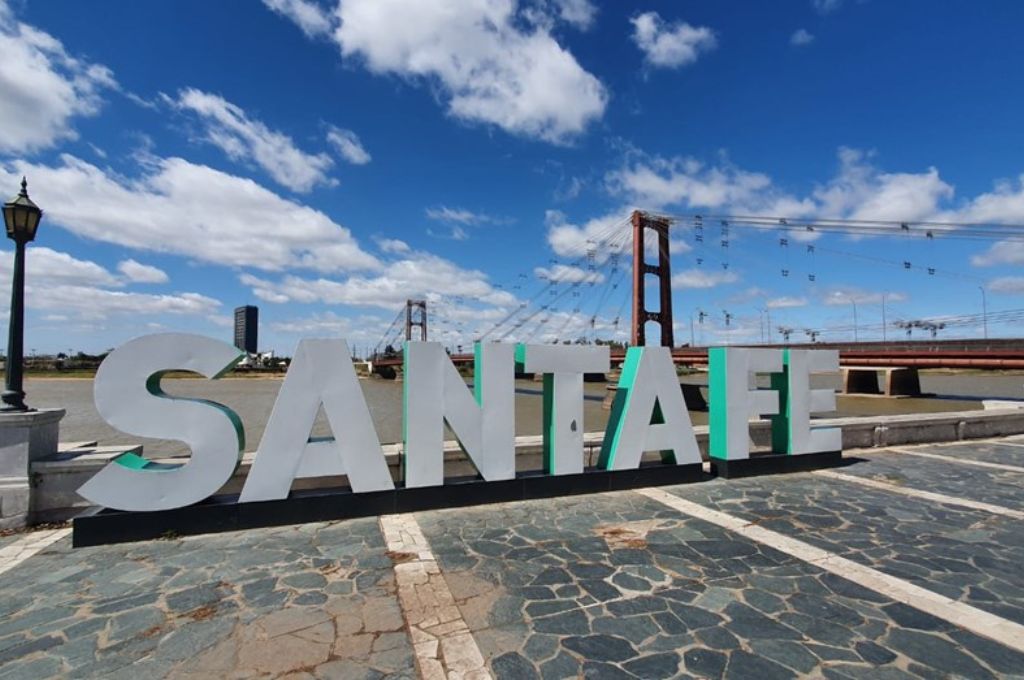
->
[1,441,1024,678]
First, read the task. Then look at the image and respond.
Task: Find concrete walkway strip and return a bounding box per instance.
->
[976,439,1024,449]
[0,527,70,576]
[813,469,1024,521]
[378,513,492,680]
[636,486,1024,655]
[885,446,1024,473]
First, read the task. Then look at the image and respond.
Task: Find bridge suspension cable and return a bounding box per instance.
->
[660,213,1024,243]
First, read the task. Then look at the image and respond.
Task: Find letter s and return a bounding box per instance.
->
[77,333,245,511]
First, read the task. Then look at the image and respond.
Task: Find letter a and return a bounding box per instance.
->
[599,346,701,470]
[240,339,393,502]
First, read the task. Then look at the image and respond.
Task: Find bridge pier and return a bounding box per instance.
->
[371,364,398,380]
[842,366,922,397]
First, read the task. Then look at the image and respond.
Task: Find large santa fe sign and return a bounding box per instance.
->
[72,334,842,545]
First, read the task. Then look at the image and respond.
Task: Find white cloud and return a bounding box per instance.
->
[427,225,470,241]
[551,0,597,30]
[534,263,603,284]
[823,288,906,306]
[117,259,168,284]
[0,2,116,154]
[607,155,774,210]
[426,205,511,241]
[605,146,973,230]
[790,29,814,46]
[672,268,738,289]
[811,148,953,222]
[988,277,1024,294]
[0,154,380,274]
[812,0,843,14]
[176,88,335,193]
[545,209,632,260]
[241,250,515,310]
[426,205,511,226]
[28,287,220,320]
[326,125,371,165]
[332,0,607,143]
[375,237,411,254]
[8,246,119,288]
[957,177,1024,267]
[262,0,334,38]
[271,311,358,334]
[0,246,218,321]
[956,176,1024,224]
[544,209,693,261]
[973,242,1024,267]
[766,296,808,309]
[630,11,716,69]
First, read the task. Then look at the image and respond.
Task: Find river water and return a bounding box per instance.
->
[25,370,1022,457]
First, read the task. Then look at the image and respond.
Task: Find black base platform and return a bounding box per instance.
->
[711,450,843,479]
[73,462,706,547]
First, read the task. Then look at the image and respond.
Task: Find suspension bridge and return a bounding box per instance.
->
[367,210,1024,373]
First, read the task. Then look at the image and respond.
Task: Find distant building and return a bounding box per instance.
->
[234,305,258,354]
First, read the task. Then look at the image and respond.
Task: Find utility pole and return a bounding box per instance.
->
[881,293,887,342]
[979,286,988,339]
[851,299,858,343]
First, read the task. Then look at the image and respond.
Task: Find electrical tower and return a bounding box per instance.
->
[631,210,674,348]
[405,299,427,342]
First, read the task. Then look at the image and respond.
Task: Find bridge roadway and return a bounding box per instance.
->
[370,338,1024,371]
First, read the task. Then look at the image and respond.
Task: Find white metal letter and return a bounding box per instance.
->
[777,349,842,455]
[403,342,515,487]
[78,333,245,511]
[709,347,783,461]
[516,344,610,475]
[599,346,701,470]
[240,339,393,502]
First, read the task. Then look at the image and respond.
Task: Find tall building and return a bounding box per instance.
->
[234,305,258,354]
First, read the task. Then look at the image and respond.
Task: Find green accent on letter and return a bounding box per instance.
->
[114,452,151,470]
[473,342,484,406]
[769,349,792,454]
[708,347,729,460]
[598,347,643,469]
[542,373,556,473]
[145,368,246,456]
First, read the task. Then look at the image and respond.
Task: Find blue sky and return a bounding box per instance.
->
[3,0,1024,354]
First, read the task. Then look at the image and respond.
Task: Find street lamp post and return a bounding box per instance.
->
[2,178,43,412]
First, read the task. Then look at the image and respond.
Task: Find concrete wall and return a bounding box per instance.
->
[30,407,1024,522]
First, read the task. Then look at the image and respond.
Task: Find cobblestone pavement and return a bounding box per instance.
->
[1,441,1024,678]
[835,448,1024,509]
[665,473,1024,626]
[0,519,416,679]
[899,438,1024,467]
